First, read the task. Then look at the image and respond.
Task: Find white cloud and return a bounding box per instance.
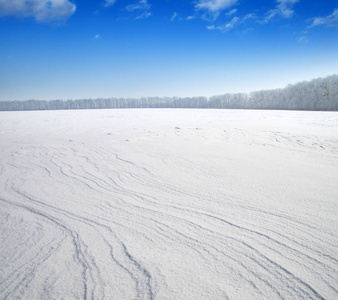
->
[297,36,308,43]
[226,8,237,16]
[104,0,116,7]
[265,0,299,22]
[94,34,101,40]
[242,27,253,34]
[243,13,255,21]
[0,0,76,22]
[293,30,308,43]
[308,8,338,28]
[206,12,255,33]
[124,0,151,20]
[195,0,238,19]
[207,16,239,32]
[171,12,178,21]
[135,11,151,20]
[171,13,196,21]
[126,0,150,12]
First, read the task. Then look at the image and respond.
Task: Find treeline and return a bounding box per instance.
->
[0,96,208,111]
[208,74,337,110]
[1,74,337,111]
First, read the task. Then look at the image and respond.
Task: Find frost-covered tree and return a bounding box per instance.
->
[0,74,337,111]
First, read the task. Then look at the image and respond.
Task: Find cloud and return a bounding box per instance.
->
[226,8,237,16]
[206,12,255,33]
[135,11,151,20]
[195,0,238,19]
[265,0,299,22]
[126,0,150,12]
[0,0,76,22]
[104,0,116,7]
[124,0,151,20]
[207,16,239,32]
[171,13,196,21]
[94,34,101,40]
[293,30,309,43]
[308,8,338,28]
[242,27,253,34]
[297,36,308,43]
[171,12,178,21]
[243,13,255,21]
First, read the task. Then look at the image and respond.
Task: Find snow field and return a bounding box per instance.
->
[0,109,337,299]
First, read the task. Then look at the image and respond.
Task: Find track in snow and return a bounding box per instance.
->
[0,109,337,299]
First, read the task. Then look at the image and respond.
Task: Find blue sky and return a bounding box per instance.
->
[0,0,337,100]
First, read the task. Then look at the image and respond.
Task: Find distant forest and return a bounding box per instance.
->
[1,74,337,111]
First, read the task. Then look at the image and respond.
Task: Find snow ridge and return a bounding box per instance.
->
[0,109,337,299]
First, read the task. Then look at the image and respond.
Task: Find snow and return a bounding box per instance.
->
[0,109,337,299]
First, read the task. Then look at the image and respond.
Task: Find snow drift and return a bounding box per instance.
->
[0,109,337,299]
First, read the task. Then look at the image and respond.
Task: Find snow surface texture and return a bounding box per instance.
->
[0,109,337,300]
